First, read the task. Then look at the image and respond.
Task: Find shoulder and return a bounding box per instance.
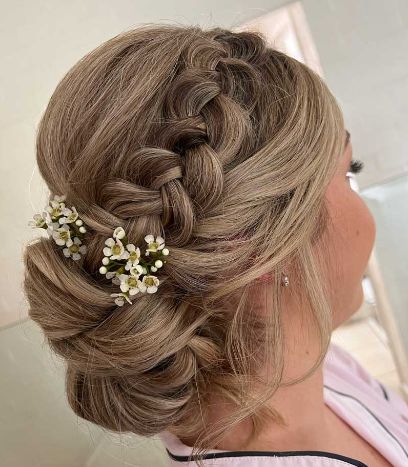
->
[323,341,408,416]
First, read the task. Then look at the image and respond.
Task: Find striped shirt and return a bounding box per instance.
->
[158,342,408,466]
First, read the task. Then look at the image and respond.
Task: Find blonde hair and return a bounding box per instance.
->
[23,24,345,466]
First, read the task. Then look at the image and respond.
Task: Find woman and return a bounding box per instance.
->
[23,25,407,466]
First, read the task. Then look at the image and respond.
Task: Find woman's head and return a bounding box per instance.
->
[23,24,356,464]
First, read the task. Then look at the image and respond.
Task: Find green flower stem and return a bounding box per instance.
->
[70,222,84,239]
[106,250,165,276]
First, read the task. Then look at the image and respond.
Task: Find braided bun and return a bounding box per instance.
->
[23,24,345,464]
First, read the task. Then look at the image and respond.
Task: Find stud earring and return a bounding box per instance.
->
[281,273,289,287]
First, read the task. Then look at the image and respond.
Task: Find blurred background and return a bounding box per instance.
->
[1,1,407,466]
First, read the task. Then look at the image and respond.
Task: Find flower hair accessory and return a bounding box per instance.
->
[28,194,88,260]
[29,195,169,307]
[99,227,170,307]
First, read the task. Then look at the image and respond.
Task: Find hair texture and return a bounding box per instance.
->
[23,24,346,466]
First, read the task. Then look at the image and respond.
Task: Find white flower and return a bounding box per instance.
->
[28,213,47,228]
[124,244,141,270]
[47,223,60,236]
[118,274,143,296]
[44,211,65,237]
[144,234,165,256]
[154,259,163,268]
[63,237,87,260]
[59,206,79,224]
[113,227,126,240]
[103,237,129,260]
[140,275,160,294]
[43,211,60,233]
[111,292,133,307]
[47,199,66,219]
[106,271,121,286]
[128,264,144,276]
[162,248,169,256]
[52,224,71,246]
[53,195,66,203]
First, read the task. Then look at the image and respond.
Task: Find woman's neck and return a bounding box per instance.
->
[179,307,333,452]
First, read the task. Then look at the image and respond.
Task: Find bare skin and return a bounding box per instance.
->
[180,131,392,465]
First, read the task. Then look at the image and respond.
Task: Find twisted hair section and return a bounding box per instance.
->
[23,24,345,465]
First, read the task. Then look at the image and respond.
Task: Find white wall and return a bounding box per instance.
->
[303,0,408,187]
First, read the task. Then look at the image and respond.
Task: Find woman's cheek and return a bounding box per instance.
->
[350,190,377,273]
[341,190,376,319]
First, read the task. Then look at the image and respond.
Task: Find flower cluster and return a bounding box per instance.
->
[99,227,170,307]
[28,195,170,306]
[29,194,87,260]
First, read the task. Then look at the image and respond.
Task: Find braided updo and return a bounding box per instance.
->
[23,24,345,465]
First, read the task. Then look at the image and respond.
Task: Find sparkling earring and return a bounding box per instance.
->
[281,273,289,287]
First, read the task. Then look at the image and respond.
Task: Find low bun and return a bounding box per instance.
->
[65,314,225,436]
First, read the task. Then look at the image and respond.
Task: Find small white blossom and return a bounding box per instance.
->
[111,292,133,307]
[103,237,129,260]
[59,206,79,224]
[28,213,47,228]
[47,224,60,236]
[128,264,144,276]
[53,195,66,203]
[162,248,169,256]
[44,211,60,234]
[154,260,163,268]
[151,266,157,272]
[75,219,83,226]
[106,271,117,280]
[140,275,160,294]
[113,227,126,240]
[124,244,141,270]
[144,234,165,255]
[102,257,110,265]
[99,266,107,274]
[118,274,143,296]
[47,199,66,219]
[52,224,71,246]
[79,226,87,233]
[63,237,87,260]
